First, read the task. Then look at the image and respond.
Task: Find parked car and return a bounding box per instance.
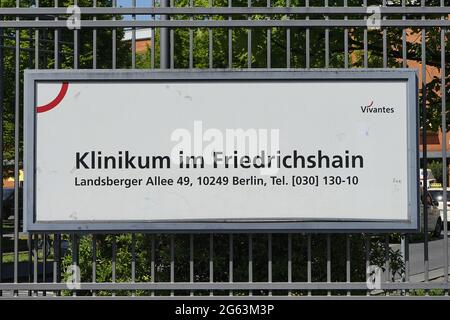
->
[420,187,443,237]
[428,185,450,225]
[1,187,23,221]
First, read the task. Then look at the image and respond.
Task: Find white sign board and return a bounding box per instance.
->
[24,70,418,232]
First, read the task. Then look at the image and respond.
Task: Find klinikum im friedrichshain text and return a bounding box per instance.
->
[75,150,364,170]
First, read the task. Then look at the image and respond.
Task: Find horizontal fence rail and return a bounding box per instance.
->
[0,20,449,28]
[1,6,449,15]
[1,281,450,291]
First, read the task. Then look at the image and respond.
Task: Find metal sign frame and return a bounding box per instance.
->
[24,68,418,233]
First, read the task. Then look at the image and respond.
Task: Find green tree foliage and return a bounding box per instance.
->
[144,0,448,129]
[61,233,405,296]
[0,0,130,176]
[429,160,443,183]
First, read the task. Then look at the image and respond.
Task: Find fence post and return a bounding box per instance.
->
[160,0,170,69]
[0,14,3,294]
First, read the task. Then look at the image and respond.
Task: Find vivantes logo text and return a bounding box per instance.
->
[360,101,394,114]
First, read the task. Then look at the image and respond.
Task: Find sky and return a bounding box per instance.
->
[117,0,154,7]
[117,0,155,21]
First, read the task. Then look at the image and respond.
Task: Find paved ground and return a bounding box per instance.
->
[391,230,450,281]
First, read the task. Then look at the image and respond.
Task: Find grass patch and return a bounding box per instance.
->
[410,288,445,296]
[2,251,29,263]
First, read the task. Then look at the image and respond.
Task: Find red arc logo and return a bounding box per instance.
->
[36,82,69,113]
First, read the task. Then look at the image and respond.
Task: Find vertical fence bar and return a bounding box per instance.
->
[34,2,40,297]
[384,235,390,296]
[324,0,329,68]
[169,0,174,69]
[28,23,32,68]
[405,235,410,296]
[53,0,60,299]
[247,0,251,68]
[401,0,409,296]
[41,17,48,68]
[74,0,79,69]
[71,234,77,297]
[344,0,348,68]
[382,0,387,68]
[286,0,290,68]
[92,235,96,297]
[160,0,170,69]
[421,4,429,286]
[307,234,311,296]
[190,234,193,296]
[131,233,136,297]
[287,234,292,296]
[112,0,117,69]
[150,0,156,69]
[170,234,174,296]
[305,0,310,68]
[440,5,448,294]
[42,235,46,296]
[151,0,155,69]
[228,0,232,68]
[266,0,271,69]
[34,0,39,69]
[249,234,252,296]
[209,234,213,296]
[93,0,97,69]
[13,14,20,295]
[27,235,32,296]
[131,0,135,69]
[0,12,4,297]
[208,0,213,69]
[151,234,155,296]
[132,0,136,69]
[189,0,194,69]
[346,235,350,296]
[401,0,406,70]
[53,234,60,296]
[53,0,59,69]
[268,234,272,296]
[363,0,367,68]
[75,235,80,296]
[33,234,38,297]
[112,235,116,296]
[365,235,370,296]
[327,234,331,296]
[229,234,233,297]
